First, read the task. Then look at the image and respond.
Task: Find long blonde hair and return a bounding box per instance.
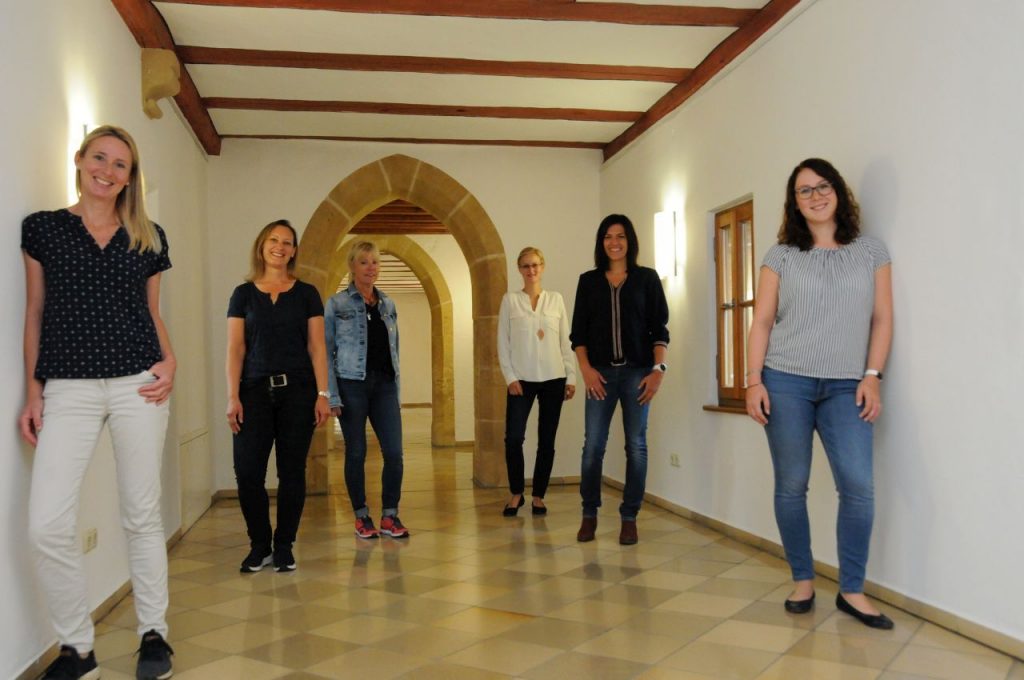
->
[75,125,159,252]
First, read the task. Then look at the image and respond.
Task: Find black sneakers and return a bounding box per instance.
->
[42,645,99,680]
[273,546,297,572]
[239,545,272,573]
[136,630,174,680]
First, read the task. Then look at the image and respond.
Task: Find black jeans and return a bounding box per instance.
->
[233,376,316,550]
[504,377,567,497]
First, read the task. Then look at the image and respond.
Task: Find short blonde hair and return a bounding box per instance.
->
[517,246,545,267]
[76,125,158,252]
[347,240,380,273]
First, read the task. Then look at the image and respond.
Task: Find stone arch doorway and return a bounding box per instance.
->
[296,154,507,488]
[327,234,455,448]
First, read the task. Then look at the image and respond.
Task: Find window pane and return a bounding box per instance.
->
[743,306,753,384]
[741,219,754,301]
[721,311,734,387]
[720,226,733,302]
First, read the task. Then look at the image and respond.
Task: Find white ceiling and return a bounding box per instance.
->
[131,1,787,155]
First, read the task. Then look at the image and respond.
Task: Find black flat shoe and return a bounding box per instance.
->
[531,502,547,516]
[836,593,894,629]
[502,496,525,517]
[784,591,815,614]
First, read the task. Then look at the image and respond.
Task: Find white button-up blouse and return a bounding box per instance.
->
[497,290,577,386]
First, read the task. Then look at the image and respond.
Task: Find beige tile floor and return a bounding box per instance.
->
[92,410,1022,679]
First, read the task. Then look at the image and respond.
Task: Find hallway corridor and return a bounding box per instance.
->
[87,410,1021,679]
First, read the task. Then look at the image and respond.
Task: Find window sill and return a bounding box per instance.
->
[702,404,746,415]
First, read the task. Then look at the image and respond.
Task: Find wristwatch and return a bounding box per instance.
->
[863,369,883,380]
[317,390,331,399]
[653,363,668,373]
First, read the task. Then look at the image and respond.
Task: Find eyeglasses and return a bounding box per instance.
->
[795,181,834,200]
[519,263,542,269]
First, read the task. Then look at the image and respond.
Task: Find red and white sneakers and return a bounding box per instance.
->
[379,515,410,538]
[354,516,380,539]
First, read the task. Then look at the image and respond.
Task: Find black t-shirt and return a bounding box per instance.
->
[365,301,395,379]
[227,280,324,381]
[21,209,172,380]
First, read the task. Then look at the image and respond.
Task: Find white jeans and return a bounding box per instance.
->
[28,372,170,652]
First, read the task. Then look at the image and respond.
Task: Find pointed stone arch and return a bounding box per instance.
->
[327,234,455,448]
[296,154,507,488]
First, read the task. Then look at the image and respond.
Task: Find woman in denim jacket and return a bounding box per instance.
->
[325,240,407,539]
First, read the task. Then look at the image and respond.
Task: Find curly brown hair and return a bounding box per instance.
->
[778,158,861,250]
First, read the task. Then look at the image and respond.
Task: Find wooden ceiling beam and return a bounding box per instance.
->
[157,0,756,27]
[178,46,688,83]
[351,224,450,235]
[222,134,604,149]
[110,0,222,154]
[604,0,800,160]
[206,97,640,122]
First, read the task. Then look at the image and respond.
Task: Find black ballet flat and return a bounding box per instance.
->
[836,593,894,630]
[502,496,525,517]
[531,503,547,516]
[784,591,815,614]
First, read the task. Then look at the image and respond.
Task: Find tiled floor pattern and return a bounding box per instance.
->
[91,410,1021,679]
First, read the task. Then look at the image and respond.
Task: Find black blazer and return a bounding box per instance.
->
[570,266,669,368]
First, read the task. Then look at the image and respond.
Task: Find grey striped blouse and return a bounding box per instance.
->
[763,236,891,380]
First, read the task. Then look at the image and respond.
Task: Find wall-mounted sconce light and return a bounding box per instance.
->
[654,210,679,278]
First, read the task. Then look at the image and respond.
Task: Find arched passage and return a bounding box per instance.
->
[296,154,507,488]
[328,234,455,447]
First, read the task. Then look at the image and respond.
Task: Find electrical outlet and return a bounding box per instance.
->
[669,453,681,467]
[83,528,98,554]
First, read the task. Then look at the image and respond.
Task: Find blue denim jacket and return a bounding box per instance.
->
[325,283,400,408]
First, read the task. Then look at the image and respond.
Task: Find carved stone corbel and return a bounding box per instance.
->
[141,48,181,119]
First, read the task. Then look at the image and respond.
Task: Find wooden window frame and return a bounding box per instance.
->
[713,200,755,408]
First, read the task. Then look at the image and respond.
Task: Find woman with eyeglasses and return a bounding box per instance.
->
[746,158,894,628]
[497,247,576,516]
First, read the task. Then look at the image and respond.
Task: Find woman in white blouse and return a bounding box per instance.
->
[498,247,576,516]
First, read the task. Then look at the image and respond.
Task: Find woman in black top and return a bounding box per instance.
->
[226,219,331,573]
[571,214,669,546]
[20,126,176,679]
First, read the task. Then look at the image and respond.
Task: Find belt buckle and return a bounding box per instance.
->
[269,374,288,388]
[610,359,627,367]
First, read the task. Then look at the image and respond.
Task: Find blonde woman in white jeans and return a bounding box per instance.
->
[19,126,176,680]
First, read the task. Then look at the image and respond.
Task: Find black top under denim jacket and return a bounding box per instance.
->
[365,301,396,379]
[22,209,172,380]
[570,266,669,368]
[227,280,324,382]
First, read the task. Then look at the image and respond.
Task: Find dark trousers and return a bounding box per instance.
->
[505,377,567,498]
[337,371,404,514]
[233,377,316,550]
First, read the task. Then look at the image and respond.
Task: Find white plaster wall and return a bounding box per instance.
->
[387,292,432,404]
[205,141,600,490]
[599,0,1024,642]
[0,2,213,675]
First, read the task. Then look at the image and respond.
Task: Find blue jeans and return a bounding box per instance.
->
[580,365,649,520]
[337,370,404,516]
[505,377,567,497]
[762,367,875,593]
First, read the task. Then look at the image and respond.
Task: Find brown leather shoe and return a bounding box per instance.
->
[576,517,597,542]
[619,520,638,545]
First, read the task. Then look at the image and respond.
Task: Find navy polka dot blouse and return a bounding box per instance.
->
[21,209,172,380]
